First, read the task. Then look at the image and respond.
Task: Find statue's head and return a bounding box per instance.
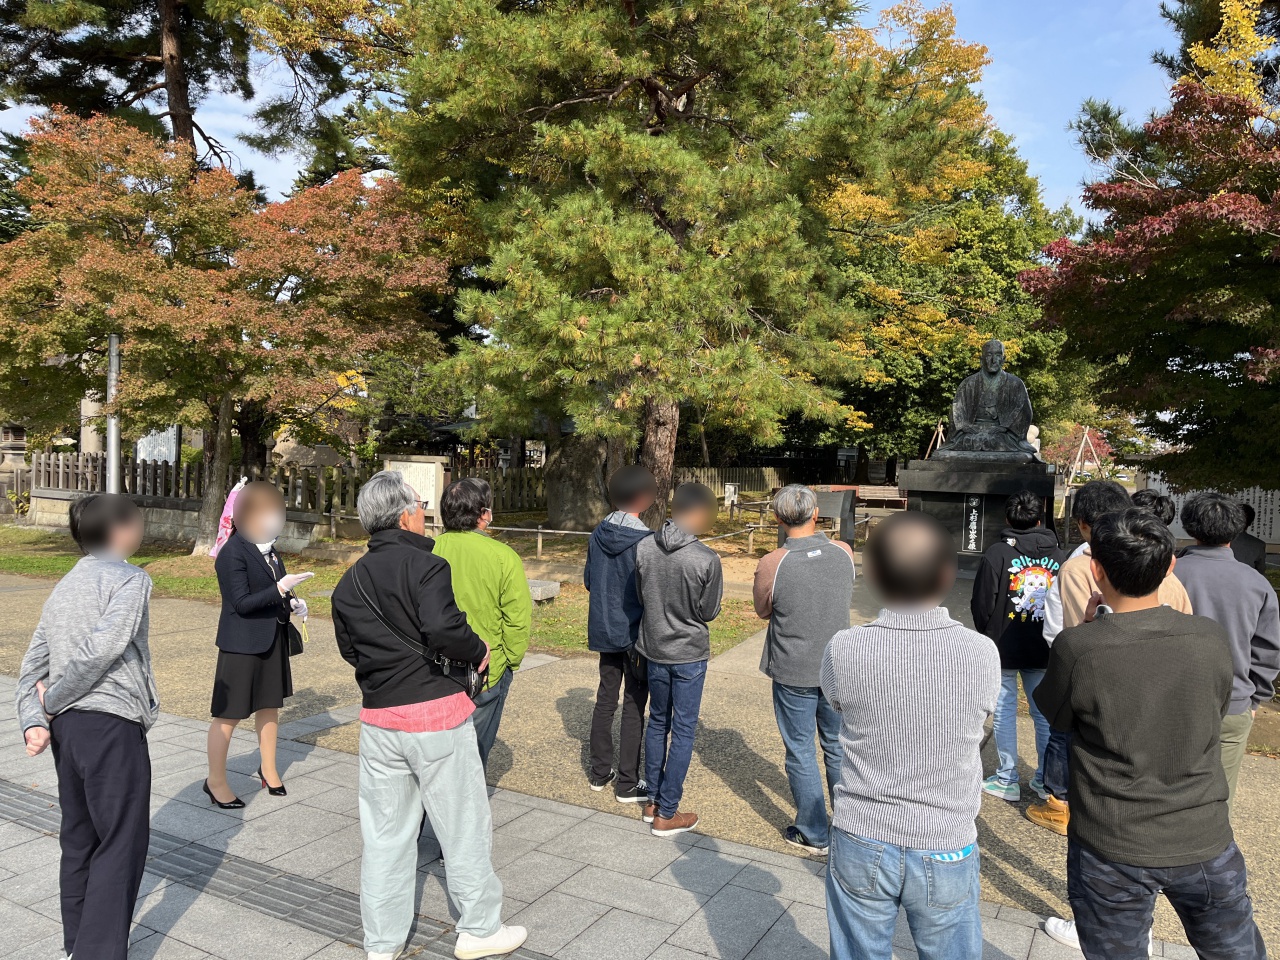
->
[980,339,1005,375]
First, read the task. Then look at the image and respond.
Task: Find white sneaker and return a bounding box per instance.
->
[367,949,403,960]
[454,924,528,959]
[1044,917,1154,955]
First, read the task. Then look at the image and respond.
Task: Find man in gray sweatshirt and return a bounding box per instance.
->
[635,482,723,837]
[753,484,855,855]
[1175,493,1280,808]
[16,494,158,960]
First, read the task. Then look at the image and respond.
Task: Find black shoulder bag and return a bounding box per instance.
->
[351,562,487,699]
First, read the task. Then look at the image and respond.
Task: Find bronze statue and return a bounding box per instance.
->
[932,340,1040,462]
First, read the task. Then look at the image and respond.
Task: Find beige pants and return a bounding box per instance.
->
[1220,711,1254,814]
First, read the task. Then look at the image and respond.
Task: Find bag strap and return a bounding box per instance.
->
[351,561,435,662]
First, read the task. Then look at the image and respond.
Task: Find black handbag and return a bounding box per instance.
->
[351,563,487,699]
[286,621,307,657]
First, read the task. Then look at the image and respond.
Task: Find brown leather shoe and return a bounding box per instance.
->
[651,810,699,837]
[1026,796,1069,835]
[642,803,657,824]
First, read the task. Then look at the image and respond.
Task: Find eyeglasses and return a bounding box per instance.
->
[415,500,429,512]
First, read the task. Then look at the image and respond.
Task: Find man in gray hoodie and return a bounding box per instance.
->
[635,482,724,837]
[1175,492,1280,809]
[16,494,158,960]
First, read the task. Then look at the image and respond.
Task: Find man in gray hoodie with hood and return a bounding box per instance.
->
[635,482,723,837]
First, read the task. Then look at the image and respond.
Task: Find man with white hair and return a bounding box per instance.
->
[331,470,526,960]
[753,484,856,855]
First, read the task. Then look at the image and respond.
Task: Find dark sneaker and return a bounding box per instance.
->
[588,771,616,792]
[784,826,828,856]
[642,803,657,824]
[651,810,699,837]
[615,782,649,804]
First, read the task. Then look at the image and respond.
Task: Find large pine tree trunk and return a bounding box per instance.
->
[192,393,233,554]
[158,0,196,145]
[545,432,611,530]
[639,397,679,528]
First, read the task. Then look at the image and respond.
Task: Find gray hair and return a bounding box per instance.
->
[772,484,817,528]
[357,470,416,535]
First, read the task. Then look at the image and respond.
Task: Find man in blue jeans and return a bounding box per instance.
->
[821,512,1000,960]
[753,484,856,854]
[635,482,723,837]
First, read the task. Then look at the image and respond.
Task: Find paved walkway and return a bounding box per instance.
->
[1,678,1199,960]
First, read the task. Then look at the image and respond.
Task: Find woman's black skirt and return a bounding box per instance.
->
[210,622,294,720]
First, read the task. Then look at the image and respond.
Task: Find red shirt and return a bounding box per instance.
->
[360,692,474,733]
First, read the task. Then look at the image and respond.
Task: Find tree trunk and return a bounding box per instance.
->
[639,397,679,529]
[158,0,196,146]
[696,406,711,468]
[545,432,611,530]
[192,393,233,554]
[237,399,272,475]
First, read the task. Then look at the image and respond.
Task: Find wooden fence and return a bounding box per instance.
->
[451,463,547,512]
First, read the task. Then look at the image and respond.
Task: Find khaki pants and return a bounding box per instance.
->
[1220,712,1254,813]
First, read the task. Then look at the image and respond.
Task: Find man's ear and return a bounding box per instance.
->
[1089,557,1107,591]
[1167,554,1176,579]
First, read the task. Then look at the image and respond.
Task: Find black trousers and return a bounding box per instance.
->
[1068,840,1267,960]
[589,649,649,791]
[50,710,152,960]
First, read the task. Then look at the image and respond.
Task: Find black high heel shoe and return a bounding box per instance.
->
[203,779,245,810]
[256,767,287,797]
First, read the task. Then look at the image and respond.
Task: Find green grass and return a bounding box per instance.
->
[0,523,765,657]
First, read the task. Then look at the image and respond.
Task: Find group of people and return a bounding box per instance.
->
[13,464,1279,960]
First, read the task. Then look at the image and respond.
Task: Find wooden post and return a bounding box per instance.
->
[536,525,544,560]
[747,526,755,554]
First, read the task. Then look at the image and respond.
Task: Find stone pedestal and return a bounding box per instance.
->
[899,458,1057,560]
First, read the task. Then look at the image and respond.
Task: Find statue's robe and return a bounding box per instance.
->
[935,371,1037,457]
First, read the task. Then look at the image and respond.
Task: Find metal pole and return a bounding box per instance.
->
[105,333,121,494]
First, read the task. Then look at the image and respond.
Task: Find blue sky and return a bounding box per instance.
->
[3,1,1178,212]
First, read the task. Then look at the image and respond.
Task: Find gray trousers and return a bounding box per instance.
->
[358,718,503,952]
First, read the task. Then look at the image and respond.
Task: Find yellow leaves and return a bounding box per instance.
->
[1184,0,1276,107]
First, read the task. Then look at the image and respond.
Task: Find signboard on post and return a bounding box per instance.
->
[723,482,739,507]
[382,455,450,524]
[962,494,985,554]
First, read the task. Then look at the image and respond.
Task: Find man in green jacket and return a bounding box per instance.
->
[433,478,532,769]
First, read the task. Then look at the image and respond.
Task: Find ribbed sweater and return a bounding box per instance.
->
[820,607,1001,850]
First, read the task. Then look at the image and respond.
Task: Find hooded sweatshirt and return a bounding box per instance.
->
[635,520,724,664]
[971,525,1066,669]
[583,511,653,653]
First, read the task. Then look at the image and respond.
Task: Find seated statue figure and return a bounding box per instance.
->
[932,339,1040,462]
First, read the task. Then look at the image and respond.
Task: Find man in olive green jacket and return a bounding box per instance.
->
[433,478,532,769]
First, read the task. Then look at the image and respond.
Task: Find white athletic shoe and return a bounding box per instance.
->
[1044,917,1153,955]
[367,949,403,960]
[454,924,528,959]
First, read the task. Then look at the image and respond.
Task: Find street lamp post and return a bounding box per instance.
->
[106,333,121,494]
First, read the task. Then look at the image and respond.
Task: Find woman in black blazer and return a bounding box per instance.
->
[204,482,311,808]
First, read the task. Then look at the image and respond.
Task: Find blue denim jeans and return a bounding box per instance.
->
[827,827,982,960]
[471,667,512,772]
[993,669,1049,786]
[772,682,841,847]
[645,659,708,819]
[1043,728,1071,801]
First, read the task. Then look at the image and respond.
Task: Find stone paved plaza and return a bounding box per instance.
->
[0,672,1199,960]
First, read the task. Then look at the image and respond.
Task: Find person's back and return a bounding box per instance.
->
[822,511,999,960]
[635,521,724,665]
[1231,503,1268,574]
[1034,509,1264,960]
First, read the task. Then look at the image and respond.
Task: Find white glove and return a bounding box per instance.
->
[276,572,314,594]
[290,598,309,622]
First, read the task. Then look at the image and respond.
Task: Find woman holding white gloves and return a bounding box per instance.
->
[204,481,313,808]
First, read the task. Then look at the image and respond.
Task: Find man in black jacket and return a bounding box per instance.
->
[971,489,1065,804]
[332,470,527,960]
[1232,503,1268,575]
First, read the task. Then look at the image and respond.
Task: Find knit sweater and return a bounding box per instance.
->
[820,607,1001,850]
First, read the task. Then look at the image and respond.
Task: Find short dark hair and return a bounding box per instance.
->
[441,478,492,531]
[670,481,717,517]
[866,510,955,603]
[1130,489,1176,526]
[1004,490,1044,530]
[1071,480,1132,528]
[1090,508,1175,597]
[1242,502,1256,529]
[1180,493,1246,545]
[69,494,142,554]
[607,465,657,510]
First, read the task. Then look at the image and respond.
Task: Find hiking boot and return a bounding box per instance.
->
[642,803,657,824]
[982,775,1020,803]
[1029,776,1048,801]
[651,810,699,837]
[588,771,616,792]
[783,826,828,856]
[1026,796,1069,835]
[454,924,528,959]
[615,782,649,804]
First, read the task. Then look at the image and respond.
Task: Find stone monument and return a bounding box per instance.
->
[900,339,1056,558]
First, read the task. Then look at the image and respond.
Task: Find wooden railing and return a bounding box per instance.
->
[451,462,547,512]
